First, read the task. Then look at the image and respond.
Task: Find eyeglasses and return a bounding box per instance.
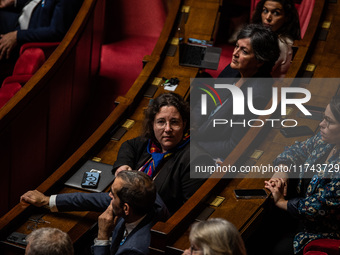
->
[322,113,338,128]
[154,119,183,130]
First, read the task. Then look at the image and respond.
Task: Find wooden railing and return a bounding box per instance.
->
[149,0,326,253]
[0,0,327,254]
[0,0,105,217]
[0,0,183,253]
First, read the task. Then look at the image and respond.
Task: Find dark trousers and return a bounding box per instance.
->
[246,207,302,255]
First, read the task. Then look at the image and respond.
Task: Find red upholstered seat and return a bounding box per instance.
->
[0,45,49,108]
[303,239,340,255]
[304,252,328,255]
[0,82,22,108]
[1,75,33,86]
[19,42,59,58]
[13,48,46,76]
[99,0,166,96]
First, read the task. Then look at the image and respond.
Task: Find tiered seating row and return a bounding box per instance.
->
[0,0,327,254]
[0,0,105,217]
[150,0,326,253]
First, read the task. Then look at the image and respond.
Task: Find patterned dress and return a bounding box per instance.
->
[273,132,340,254]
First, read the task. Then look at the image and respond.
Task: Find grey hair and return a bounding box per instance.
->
[26,228,74,255]
[189,218,247,255]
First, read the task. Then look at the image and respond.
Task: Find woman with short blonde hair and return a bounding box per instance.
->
[183,218,247,255]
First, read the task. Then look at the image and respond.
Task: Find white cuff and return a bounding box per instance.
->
[49,195,58,212]
[93,238,110,246]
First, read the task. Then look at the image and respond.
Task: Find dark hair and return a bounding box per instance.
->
[116,171,156,216]
[330,96,340,123]
[251,0,301,40]
[143,92,190,141]
[237,23,280,74]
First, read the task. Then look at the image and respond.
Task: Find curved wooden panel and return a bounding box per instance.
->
[0,0,328,254]
[0,0,105,217]
[0,0,183,251]
[150,0,327,253]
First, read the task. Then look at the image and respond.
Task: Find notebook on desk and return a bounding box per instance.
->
[179,41,222,70]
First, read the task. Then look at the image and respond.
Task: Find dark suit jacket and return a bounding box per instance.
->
[55,192,111,212]
[191,64,274,160]
[55,192,169,255]
[0,0,82,43]
[112,137,212,214]
[55,192,169,219]
[92,214,158,255]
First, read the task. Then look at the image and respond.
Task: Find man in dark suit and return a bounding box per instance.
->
[0,0,82,60]
[21,171,170,255]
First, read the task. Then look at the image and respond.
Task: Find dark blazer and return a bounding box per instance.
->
[55,192,111,212]
[112,137,212,214]
[0,0,82,43]
[92,214,158,255]
[17,0,82,43]
[55,192,169,219]
[192,64,274,160]
[54,192,169,255]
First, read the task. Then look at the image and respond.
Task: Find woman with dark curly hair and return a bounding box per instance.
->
[113,92,210,214]
[251,0,301,77]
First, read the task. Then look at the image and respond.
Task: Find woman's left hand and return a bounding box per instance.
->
[265,178,288,210]
[0,31,17,60]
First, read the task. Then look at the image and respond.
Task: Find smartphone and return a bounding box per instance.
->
[280,126,314,138]
[234,189,268,199]
[81,171,100,188]
[7,232,27,246]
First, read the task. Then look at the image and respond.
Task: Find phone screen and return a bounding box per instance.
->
[234,189,268,199]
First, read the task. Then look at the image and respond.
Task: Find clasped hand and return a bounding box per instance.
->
[0,31,17,60]
[0,0,15,8]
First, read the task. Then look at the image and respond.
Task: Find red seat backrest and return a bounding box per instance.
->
[303,239,340,255]
[0,82,22,108]
[13,48,46,76]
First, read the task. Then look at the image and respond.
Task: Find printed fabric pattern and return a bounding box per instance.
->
[274,132,340,254]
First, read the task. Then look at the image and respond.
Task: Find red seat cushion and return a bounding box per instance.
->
[304,252,328,255]
[303,239,340,255]
[2,75,33,86]
[0,82,22,108]
[13,48,46,75]
[19,42,59,58]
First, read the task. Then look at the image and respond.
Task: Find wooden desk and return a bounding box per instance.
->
[0,0,222,254]
[0,0,330,253]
